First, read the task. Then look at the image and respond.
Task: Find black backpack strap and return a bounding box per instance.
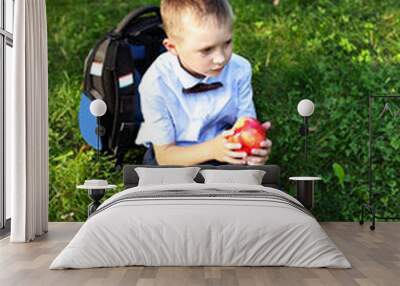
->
[111,42,134,142]
[115,148,127,172]
[115,5,161,35]
[83,35,111,99]
[108,40,142,157]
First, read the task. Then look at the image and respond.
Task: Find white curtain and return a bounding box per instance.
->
[7,0,49,242]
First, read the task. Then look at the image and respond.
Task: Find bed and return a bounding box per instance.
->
[50,164,351,269]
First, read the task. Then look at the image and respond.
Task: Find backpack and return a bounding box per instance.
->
[78,5,166,169]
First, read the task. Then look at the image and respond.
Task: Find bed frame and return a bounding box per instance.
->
[123,164,281,190]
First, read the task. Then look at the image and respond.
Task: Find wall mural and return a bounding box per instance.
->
[47,0,400,222]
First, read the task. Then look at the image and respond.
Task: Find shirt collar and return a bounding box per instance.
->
[171,53,226,89]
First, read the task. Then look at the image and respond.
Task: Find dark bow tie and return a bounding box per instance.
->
[182,82,223,94]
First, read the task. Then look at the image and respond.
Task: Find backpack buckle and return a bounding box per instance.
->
[108,31,122,41]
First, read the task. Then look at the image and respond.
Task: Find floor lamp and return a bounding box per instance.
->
[89,99,107,165]
[297,99,315,165]
[290,99,320,210]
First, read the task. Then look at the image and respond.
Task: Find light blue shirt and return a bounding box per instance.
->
[135,52,256,147]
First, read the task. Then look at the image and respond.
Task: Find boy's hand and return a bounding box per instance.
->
[211,130,247,164]
[246,121,272,165]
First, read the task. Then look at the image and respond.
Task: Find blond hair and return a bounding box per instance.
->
[160,0,233,39]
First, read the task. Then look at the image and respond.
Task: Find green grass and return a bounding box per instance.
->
[47,0,400,221]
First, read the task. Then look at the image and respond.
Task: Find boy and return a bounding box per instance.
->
[135,0,272,165]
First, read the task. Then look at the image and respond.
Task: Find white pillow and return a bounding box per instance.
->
[200,169,266,185]
[135,167,200,186]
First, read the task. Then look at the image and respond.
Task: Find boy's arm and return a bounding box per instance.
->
[237,60,257,118]
[153,132,247,166]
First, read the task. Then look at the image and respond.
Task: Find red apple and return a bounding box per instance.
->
[226,117,267,155]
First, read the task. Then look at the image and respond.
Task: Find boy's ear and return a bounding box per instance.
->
[163,38,178,56]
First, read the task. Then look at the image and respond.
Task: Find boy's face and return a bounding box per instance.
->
[163,14,233,78]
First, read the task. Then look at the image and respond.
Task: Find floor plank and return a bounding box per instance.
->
[0,222,399,286]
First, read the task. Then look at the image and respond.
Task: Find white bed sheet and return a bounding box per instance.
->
[50,183,351,269]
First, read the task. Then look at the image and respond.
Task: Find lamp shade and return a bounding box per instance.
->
[297,99,315,117]
[89,99,107,117]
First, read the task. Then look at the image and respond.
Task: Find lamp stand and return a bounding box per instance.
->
[360,95,400,230]
[304,116,308,163]
[96,117,100,165]
[299,116,309,174]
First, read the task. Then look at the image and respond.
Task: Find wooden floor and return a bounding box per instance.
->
[0,222,399,286]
